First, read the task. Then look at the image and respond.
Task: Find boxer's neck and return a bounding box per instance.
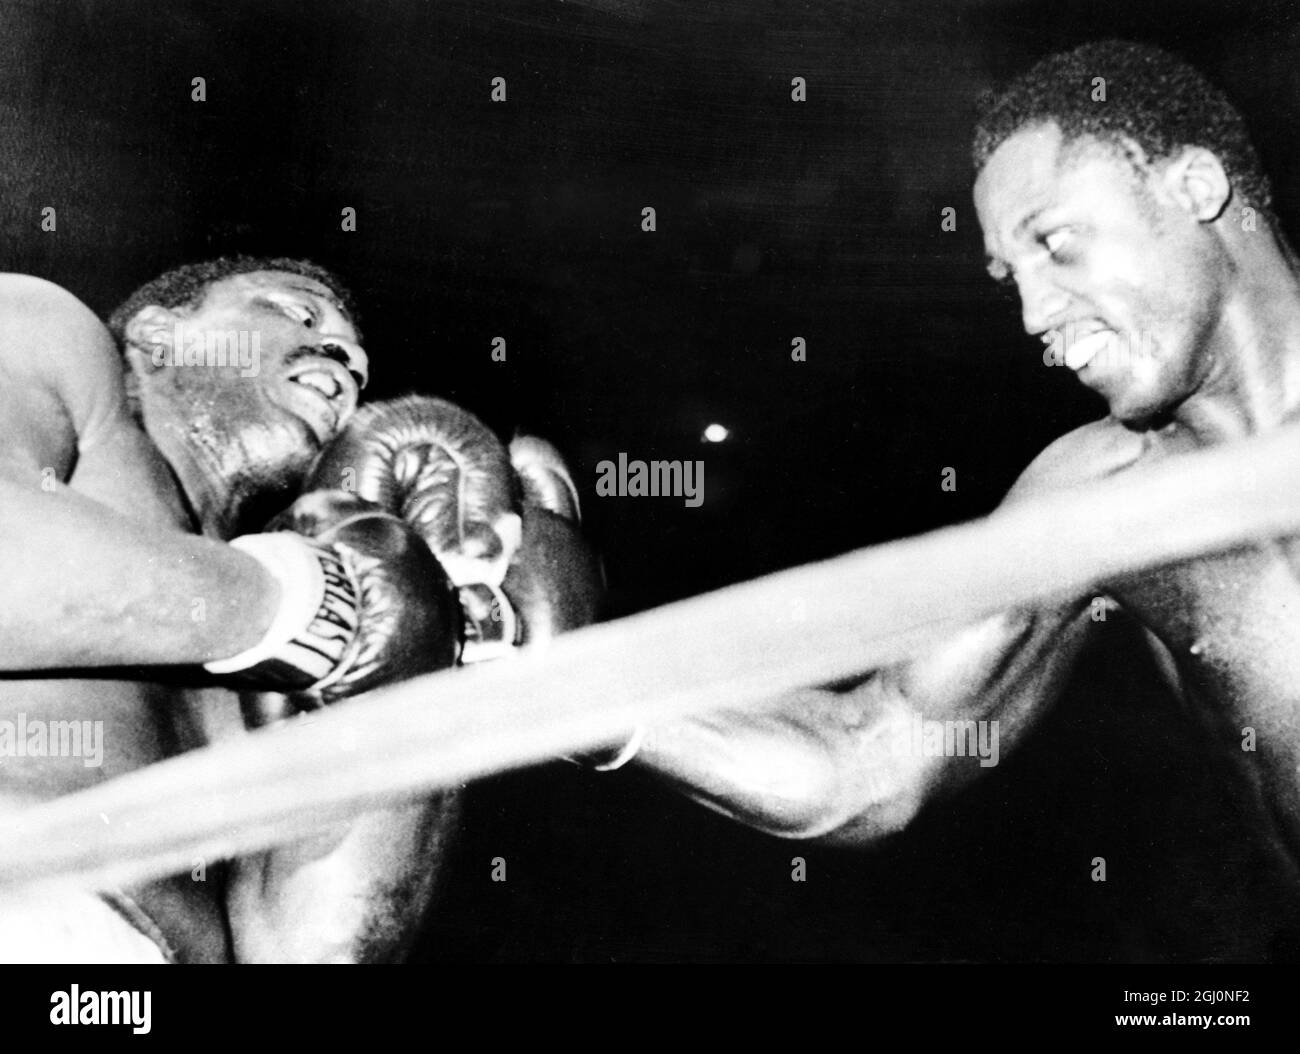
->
[1169,229,1300,445]
[140,403,309,540]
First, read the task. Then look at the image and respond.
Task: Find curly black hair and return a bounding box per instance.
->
[107,255,361,349]
[973,40,1272,221]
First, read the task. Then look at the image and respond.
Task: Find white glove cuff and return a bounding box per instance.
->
[204,533,339,680]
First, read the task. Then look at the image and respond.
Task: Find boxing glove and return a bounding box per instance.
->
[507,435,642,766]
[307,395,604,662]
[500,434,602,644]
[509,434,582,522]
[305,395,635,766]
[206,490,460,717]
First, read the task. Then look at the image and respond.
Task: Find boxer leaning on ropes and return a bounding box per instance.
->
[621,42,1300,889]
[0,257,601,962]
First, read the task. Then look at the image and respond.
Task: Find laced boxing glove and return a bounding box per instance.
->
[306,396,632,765]
[305,396,598,656]
[206,491,460,721]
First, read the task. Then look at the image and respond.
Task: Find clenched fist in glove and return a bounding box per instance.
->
[206,490,460,722]
[307,395,604,664]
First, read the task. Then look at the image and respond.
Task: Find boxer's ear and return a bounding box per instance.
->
[1160,146,1231,223]
[121,305,177,378]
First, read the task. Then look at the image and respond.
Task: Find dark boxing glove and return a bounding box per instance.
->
[306,395,632,767]
[308,396,521,661]
[206,491,460,718]
[307,396,602,661]
[500,434,602,644]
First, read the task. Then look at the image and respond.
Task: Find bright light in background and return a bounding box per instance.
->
[702,423,730,443]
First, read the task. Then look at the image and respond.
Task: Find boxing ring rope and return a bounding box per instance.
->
[2,423,1300,892]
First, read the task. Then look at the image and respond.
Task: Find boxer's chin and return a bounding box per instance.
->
[1098,374,1181,431]
[233,418,319,486]
[1079,347,1176,429]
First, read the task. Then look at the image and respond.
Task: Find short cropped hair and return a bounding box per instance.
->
[973,40,1272,220]
[107,255,361,348]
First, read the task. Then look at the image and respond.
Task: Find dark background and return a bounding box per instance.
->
[5,0,1300,960]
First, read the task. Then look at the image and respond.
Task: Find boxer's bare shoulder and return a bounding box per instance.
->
[1004,417,1147,504]
[0,274,128,467]
[0,274,184,524]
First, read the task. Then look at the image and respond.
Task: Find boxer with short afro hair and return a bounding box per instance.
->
[107,254,362,351]
[973,39,1275,226]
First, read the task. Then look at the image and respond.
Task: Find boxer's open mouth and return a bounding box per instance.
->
[1045,323,1116,373]
[278,359,358,442]
[1064,329,1115,371]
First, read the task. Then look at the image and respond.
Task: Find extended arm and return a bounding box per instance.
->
[637,598,1094,844]
[632,426,1130,845]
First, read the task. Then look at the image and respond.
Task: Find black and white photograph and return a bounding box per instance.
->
[0,0,1297,1028]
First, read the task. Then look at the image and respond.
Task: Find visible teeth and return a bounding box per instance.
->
[293,371,340,398]
[1065,330,1115,371]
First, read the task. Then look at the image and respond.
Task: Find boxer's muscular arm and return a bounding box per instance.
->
[0,274,276,670]
[226,795,458,963]
[637,421,1136,845]
[194,684,452,965]
[639,602,1093,844]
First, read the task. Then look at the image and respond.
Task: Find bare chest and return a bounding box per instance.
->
[1111,539,1300,719]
